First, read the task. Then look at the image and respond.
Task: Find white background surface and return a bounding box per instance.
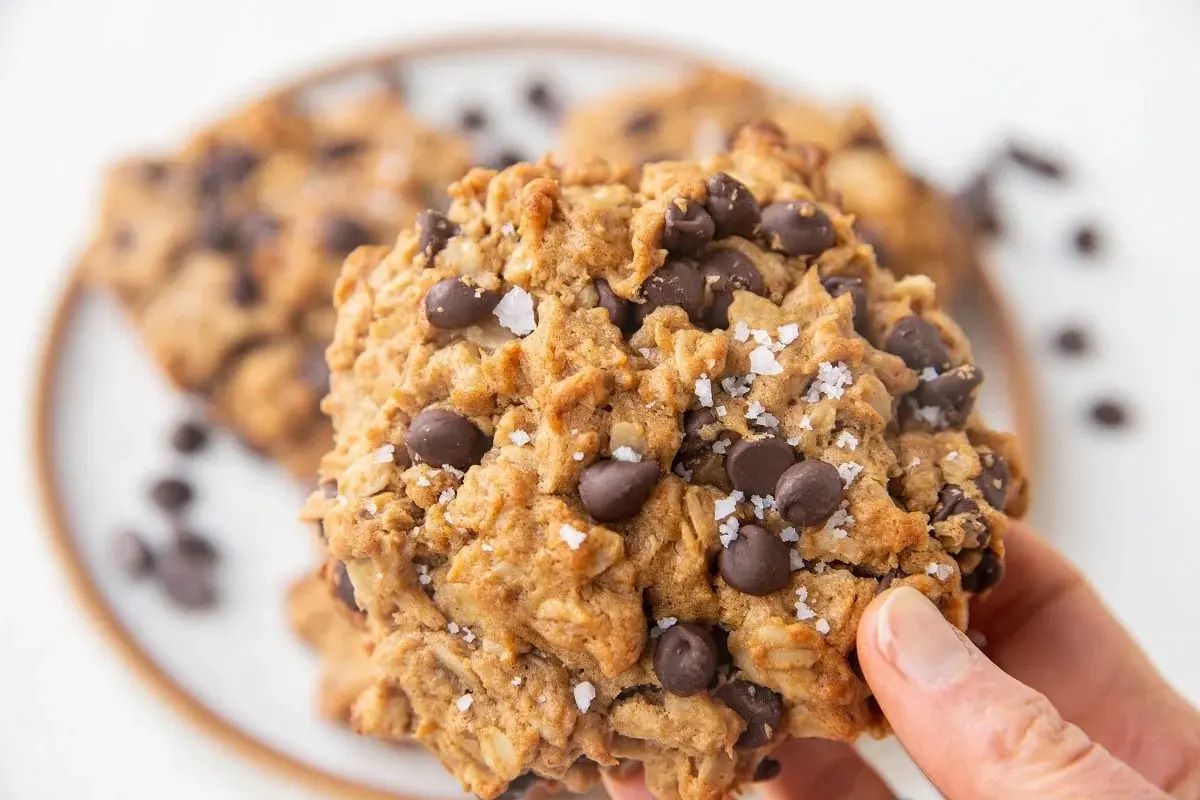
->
[2,1,1199,798]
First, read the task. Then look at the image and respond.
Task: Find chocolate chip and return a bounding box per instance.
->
[1090,398,1129,429]
[322,215,372,255]
[704,173,761,240]
[231,264,261,307]
[524,80,559,115]
[662,199,715,255]
[931,485,980,523]
[579,459,659,522]
[760,201,836,257]
[653,622,718,696]
[333,561,359,611]
[317,138,366,164]
[112,530,155,577]
[962,549,1004,593]
[718,524,790,596]
[491,149,525,169]
[150,477,193,515]
[914,364,983,427]
[424,278,502,329]
[1073,224,1101,256]
[1006,142,1066,180]
[458,106,487,131]
[1053,325,1089,356]
[406,408,489,470]
[821,275,868,334]
[775,461,843,527]
[635,258,704,324]
[713,679,784,748]
[975,452,1012,511]
[752,758,782,782]
[170,421,209,454]
[625,109,660,136]
[174,528,218,564]
[198,203,241,253]
[955,172,1002,238]
[700,249,765,329]
[157,551,217,609]
[854,221,890,267]
[676,408,720,467]
[885,316,951,370]
[724,437,794,496]
[416,209,460,261]
[198,145,258,195]
[594,278,631,331]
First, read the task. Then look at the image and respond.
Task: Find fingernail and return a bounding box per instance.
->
[875,586,975,688]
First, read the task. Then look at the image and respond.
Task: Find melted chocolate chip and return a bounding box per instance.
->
[1053,326,1089,356]
[594,278,631,331]
[424,278,501,329]
[719,524,790,596]
[150,477,193,515]
[931,485,980,523]
[525,80,559,115]
[700,249,765,329]
[198,202,241,253]
[1090,398,1129,429]
[760,201,836,257]
[914,364,983,427]
[885,316,951,370]
[157,551,217,609]
[317,138,366,164]
[724,437,794,496]
[653,622,718,696]
[962,550,1004,593]
[406,408,489,470]
[322,215,372,256]
[112,530,155,577]
[625,109,660,136]
[975,452,1012,511]
[955,171,1003,238]
[821,275,868,334]
[1073,224,1101,256]
[704,173,761,239]
[333,561,359,611]
[579,459,659,522]
[458,106,487,131]
[1006,142,1066,180]
[635,258,704,324]
[713,679,784,748]
[198,145,258,195]
[231,264,261,307]
[174,528,218,564]
[752,758,782,782]
[775,461,843,528]
[662,199,715,255]
[170,421,209,454]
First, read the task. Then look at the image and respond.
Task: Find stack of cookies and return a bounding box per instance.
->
[86,66,1025,800]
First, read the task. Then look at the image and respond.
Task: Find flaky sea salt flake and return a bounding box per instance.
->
[559,523,588,551]
[493,286,536,335]
[573,682,596,713]
[749,346,784,376]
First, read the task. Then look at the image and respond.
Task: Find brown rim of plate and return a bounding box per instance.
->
[30,30,1039,800]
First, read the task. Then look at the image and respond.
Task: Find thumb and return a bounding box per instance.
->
[857,586,1169,800]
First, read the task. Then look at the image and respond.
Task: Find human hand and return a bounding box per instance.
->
[604,523,1200,799]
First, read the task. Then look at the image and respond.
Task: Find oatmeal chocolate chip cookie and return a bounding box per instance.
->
[82,87,469,476]
[311,123,1025,800]
[559,69,972,298]
[286,566,377,722]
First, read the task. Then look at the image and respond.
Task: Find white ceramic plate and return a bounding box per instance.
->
[35,34,1030,800]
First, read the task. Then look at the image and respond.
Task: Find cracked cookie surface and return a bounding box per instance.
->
[311,124,1025,800]
[560,69,972,298]
[83,87,469,476]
